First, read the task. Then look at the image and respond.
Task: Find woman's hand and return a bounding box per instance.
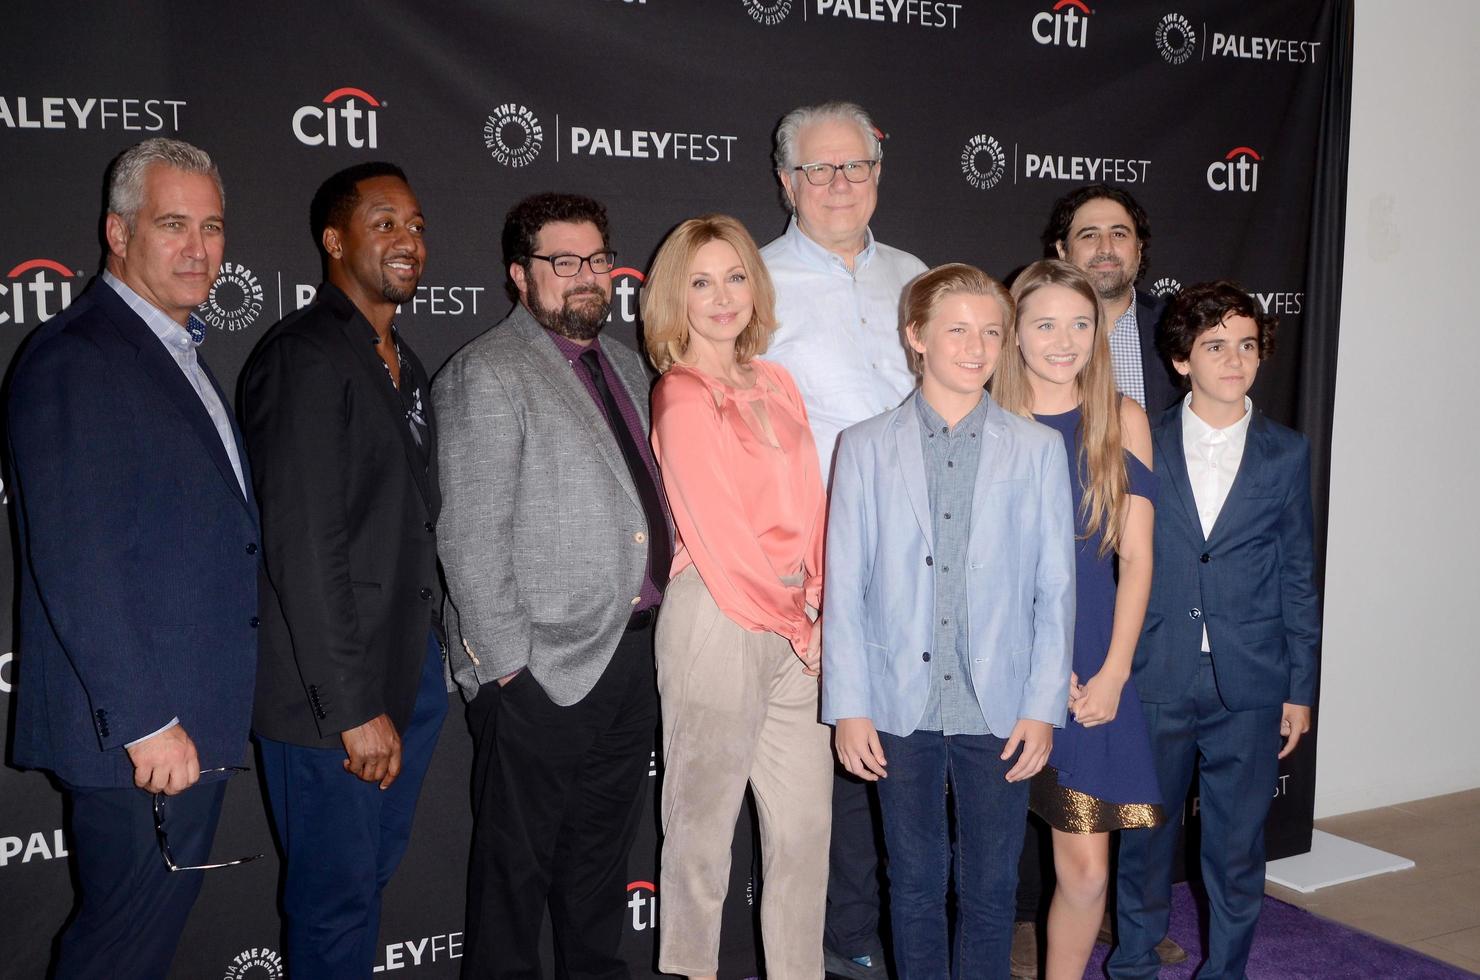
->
[800,616,822,676]
[1071,667,1128,728]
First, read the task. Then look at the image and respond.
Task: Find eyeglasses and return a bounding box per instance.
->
[529,251,617,277]
[791,159,880,186]
[154,766,265,872]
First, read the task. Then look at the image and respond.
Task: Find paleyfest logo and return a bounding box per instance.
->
[1155,12,1197,65]
[293,86,382,149]
[2,258,79,326]
[483,103,544,168]
[960,134,1006,191]
[741,0,793,25]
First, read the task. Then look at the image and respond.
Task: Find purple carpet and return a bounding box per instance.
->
[1084,883,1477,978]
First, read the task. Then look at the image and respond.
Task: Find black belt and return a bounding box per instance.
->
[627,607,656,631]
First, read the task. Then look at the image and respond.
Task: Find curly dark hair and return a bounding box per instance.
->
[1158,280,1277,371]
[309,161,409,258]
[1039,183,1152,282]
[501,192,610,300]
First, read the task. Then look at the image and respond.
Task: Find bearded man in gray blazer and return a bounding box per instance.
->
[433,192,670,979]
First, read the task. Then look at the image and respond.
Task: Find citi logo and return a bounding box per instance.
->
[1207,146,1261,192]
[627,880,658,931]
[608,267,646,331]
[293,87,381,149]
[1032,0,1090,48]
[2,259,79,326]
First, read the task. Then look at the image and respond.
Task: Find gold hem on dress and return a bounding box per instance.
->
[1029,765,1165,834]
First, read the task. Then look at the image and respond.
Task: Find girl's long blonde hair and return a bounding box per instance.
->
[993,259,1127,557]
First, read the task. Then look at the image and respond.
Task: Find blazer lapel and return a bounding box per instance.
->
[511,311,641,511]
[102,290,249,510]
[1206,412,1270,544]
[327,285,435,513]
[892,403,933,551]
[1154,406,1206,546]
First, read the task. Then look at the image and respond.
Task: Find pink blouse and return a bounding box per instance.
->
[651,358,826,657]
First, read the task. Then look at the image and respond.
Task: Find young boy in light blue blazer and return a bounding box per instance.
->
[822,263,1076,980]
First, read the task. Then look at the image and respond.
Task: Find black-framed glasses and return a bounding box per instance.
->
[153,766,265,872]
[792,159,880,186]
[529,250,616,277]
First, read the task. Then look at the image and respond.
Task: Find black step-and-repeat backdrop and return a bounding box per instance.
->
[2,2,1342,977]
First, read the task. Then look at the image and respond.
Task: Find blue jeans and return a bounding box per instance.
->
[875,730,1029,980]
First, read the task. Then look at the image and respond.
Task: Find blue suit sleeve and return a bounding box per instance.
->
[8,333,173,747]
[820,430,874,725]
[1279,439,1321,706]
[1020,433,1076,727]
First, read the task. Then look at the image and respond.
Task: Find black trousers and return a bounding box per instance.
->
[462,622,658,980]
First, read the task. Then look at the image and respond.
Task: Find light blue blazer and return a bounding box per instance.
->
[821,393,1076,738]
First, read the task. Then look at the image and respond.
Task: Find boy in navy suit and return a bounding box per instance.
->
[1109,281,1320,980]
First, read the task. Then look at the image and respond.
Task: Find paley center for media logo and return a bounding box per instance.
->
[1148,277,1183,300]
[480,102,738,167]
[961,135,1149,191]
[0,95,185,132]
[293,86,383,149]
[741,0,792,24]
[2,258,80,326]
[1207,146,1261,192]
[200,261,266,333]
[1155,12,1321,65]
[1032,0,1091,49]
[224,947,284,979]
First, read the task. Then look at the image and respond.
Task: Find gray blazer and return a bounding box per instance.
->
[432,305,659,705]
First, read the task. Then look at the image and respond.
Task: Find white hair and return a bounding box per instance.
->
[772,101,883,172]
[108,138,224,230]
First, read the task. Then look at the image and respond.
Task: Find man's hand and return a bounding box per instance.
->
[496,668,522,687]
[126,724,200,796]
[835,717,887,781]
[800,618,822,677]
[1072,667,1128,728]
[1278,703,1312,759]
[1001,719,1053,782]
[341,713,402,789]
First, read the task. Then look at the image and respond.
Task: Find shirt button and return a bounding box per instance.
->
[922,652,931,662]
[634,531,647,544]
[420,587,433,600]
[944,674,952,681]
[941,618,948,625]
[944,512,951,520]
[925,556,934,567]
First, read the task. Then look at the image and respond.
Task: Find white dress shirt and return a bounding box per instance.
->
[1181,393,1254,651]
[760,218,927,483]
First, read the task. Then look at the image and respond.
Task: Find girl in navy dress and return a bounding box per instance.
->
[992,259,1164,980]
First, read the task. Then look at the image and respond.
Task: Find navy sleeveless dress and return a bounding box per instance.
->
[1029,406,1165,833]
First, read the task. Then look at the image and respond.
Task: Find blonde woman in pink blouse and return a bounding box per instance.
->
[645,214,833,980]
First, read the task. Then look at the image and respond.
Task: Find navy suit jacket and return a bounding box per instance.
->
[7,280,261,788]
[1134,289,1182,415]
[1134,403,1320,711]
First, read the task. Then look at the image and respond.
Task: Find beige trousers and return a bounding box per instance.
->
[655,566,833,979]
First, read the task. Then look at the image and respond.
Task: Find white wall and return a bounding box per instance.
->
[1317,0,1480,816]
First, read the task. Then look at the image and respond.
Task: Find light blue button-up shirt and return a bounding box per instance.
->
[760,218,927,484]
[102,271,246,496]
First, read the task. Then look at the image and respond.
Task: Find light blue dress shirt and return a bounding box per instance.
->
[760,218,927,484]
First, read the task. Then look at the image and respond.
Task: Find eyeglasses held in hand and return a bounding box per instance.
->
[153,765,265,872]
[791,159,880,186]
[529,250,617,277]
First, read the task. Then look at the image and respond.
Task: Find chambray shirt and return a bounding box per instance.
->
[102,271,245,496]
[761,218,927,484]
[915,392,991,735]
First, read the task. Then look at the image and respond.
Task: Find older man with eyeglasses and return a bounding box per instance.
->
[759,101,928,980]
